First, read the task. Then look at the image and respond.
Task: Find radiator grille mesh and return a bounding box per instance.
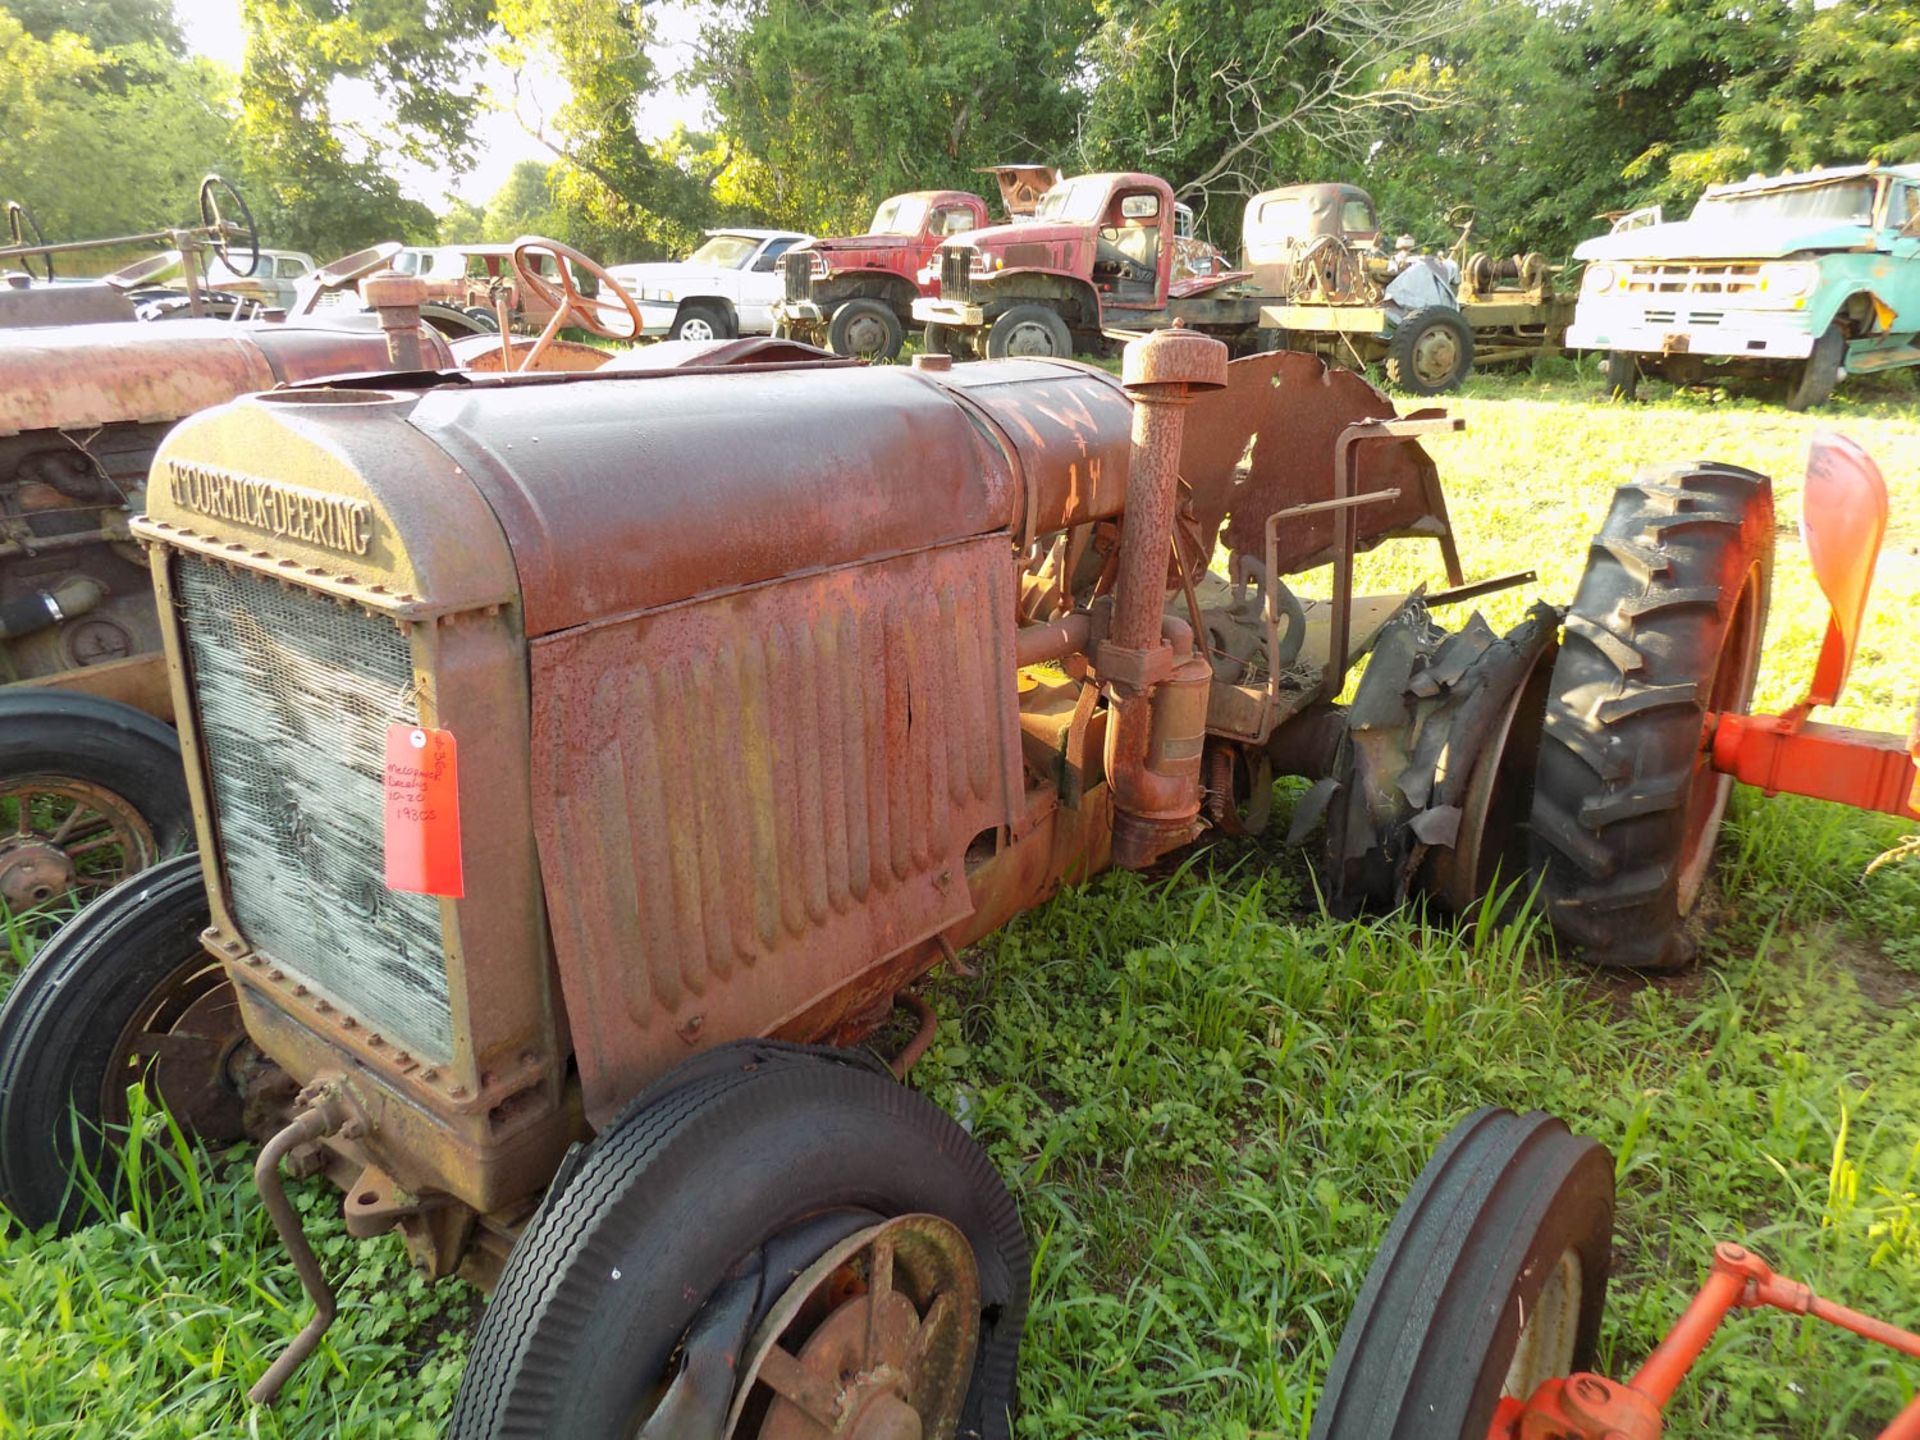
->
[177,556,452,1062]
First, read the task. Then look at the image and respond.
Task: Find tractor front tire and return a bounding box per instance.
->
[448,1047,1028,1440]
[1530,462,1773,968]
[1384,308,1473,394]
[1309,1108,1614,1440]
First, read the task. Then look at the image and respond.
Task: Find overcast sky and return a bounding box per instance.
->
[176,0,712,210]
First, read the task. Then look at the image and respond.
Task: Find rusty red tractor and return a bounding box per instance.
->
[0,276,1913,1437]
[0,188,653,919]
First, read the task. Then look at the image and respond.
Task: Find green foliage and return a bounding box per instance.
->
[694,0,1093,235]
[0,10,232,262]
[6,0,183,52]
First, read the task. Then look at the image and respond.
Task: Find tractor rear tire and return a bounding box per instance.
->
[0,854,244,1232]
[448,1047,1028,1440]
[1384,308,1473,394]
[826,297,905,361]
[1309,1108,1614,1440]
[1603,351,1639,400]
[985,304,1072,360]
[1529,462,1773,969]
[1785,323,1845,412]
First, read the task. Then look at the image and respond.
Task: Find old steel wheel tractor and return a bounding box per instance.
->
[1313,1108,1920,1440]
[0,289,1912,1435]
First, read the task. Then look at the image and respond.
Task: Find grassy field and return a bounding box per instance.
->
[1,363,1917,1438]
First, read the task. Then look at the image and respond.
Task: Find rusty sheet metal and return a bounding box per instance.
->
[1180,349,1450,577]
[927,357,1134,535]
[531,535,1023,1125]
[0,319,437,437]
[408,365,1022,637]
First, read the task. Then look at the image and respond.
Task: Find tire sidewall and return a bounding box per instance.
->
[0,853,212,1227]
[986,304,1071,360]
[0,691,191,854]
[454,1058,1027,1440]
[827,297,904,360]
[1386,308,1473,394]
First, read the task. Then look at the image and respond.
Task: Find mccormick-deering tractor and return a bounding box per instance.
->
[0,257,1914,1436]
[774,190,995,361]
[912,170,1256,358]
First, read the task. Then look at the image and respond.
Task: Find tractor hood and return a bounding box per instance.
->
[1575,218,1874,262]
[810,233,917,256]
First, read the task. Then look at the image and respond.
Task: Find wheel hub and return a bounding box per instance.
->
[103,959,252,1140]
[1414,328,1459,386]
[729,1214,980,1440]
[1006,323,1054,357]
[846,315,888,355]
[0,777,155,910]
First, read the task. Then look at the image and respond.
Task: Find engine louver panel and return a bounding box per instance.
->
[177,556,452,1062]
[530,536,1023,1114]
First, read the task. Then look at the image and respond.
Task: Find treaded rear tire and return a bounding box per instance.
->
[447,1047,1028,1440]
[1530,462,1773,969]
[1309,1108,1614,1440]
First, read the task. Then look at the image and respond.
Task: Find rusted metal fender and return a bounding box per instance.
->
[1179,348,1450,577]
[0,319,449,437]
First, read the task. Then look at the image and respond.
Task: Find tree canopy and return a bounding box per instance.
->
[6,0,1919,269]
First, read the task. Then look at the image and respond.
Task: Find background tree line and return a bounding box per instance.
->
[4,0,1919,271]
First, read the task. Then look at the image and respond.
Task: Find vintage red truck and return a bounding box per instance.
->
[911,170,1255,358]
[773,189,994,360]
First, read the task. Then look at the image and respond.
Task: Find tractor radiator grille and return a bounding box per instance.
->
[176,556,452,1062]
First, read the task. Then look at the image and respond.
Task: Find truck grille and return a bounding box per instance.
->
[940,247,973,301]
[782,252,813,302]
[1620,263,1761,297]
[176,556,453,1062]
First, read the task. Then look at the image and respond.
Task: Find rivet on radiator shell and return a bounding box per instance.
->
[314,998,332,1014]
[421,1068,439,1083]
[292,983,307,997]
[368,1033,384,1048]
[267,967,284,981]
[340,1015,357,1030]
[448,1084,468,1098]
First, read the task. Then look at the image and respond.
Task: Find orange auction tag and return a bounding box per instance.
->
[384,724,464,897]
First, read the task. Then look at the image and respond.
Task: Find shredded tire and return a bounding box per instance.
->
[1529,462,1773,968]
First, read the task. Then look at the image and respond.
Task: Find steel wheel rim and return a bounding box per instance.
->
[1004,321,1058,357]
[725,1213,980,1440]
[1503,1247,1583,1401]
[1678,562,1764,910]
[1412,325,1459,386]
[101,957,251,1141]
[680,316,717,342]
[0,776,156,911]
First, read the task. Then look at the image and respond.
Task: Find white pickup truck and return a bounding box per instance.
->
[607,229,813,341]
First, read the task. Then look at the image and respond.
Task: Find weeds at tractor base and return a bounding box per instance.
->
[0,377,1917,1438]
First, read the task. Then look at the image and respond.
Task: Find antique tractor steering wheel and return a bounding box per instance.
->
[197,174,259,279]
[5,201,52,283]
[508,236,647,371]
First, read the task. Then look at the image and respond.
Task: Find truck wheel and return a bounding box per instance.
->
[671,302,732,342]
[1602,351,1639,400]
[986,304,1072,359]
[0,854,248,1231]
[1530,463,1773,969]
[1309,1108,1613,1440]
[1384,308,1473,394]
[827,298,905,361]
[448,1048,1029,1440]
[1785,324,1845,412]
[923,322,972,360]
[0,691,190,916]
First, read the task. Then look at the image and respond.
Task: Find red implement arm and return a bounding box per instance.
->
[1706,434,1920,821]
[1491,1243,1920,1440]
